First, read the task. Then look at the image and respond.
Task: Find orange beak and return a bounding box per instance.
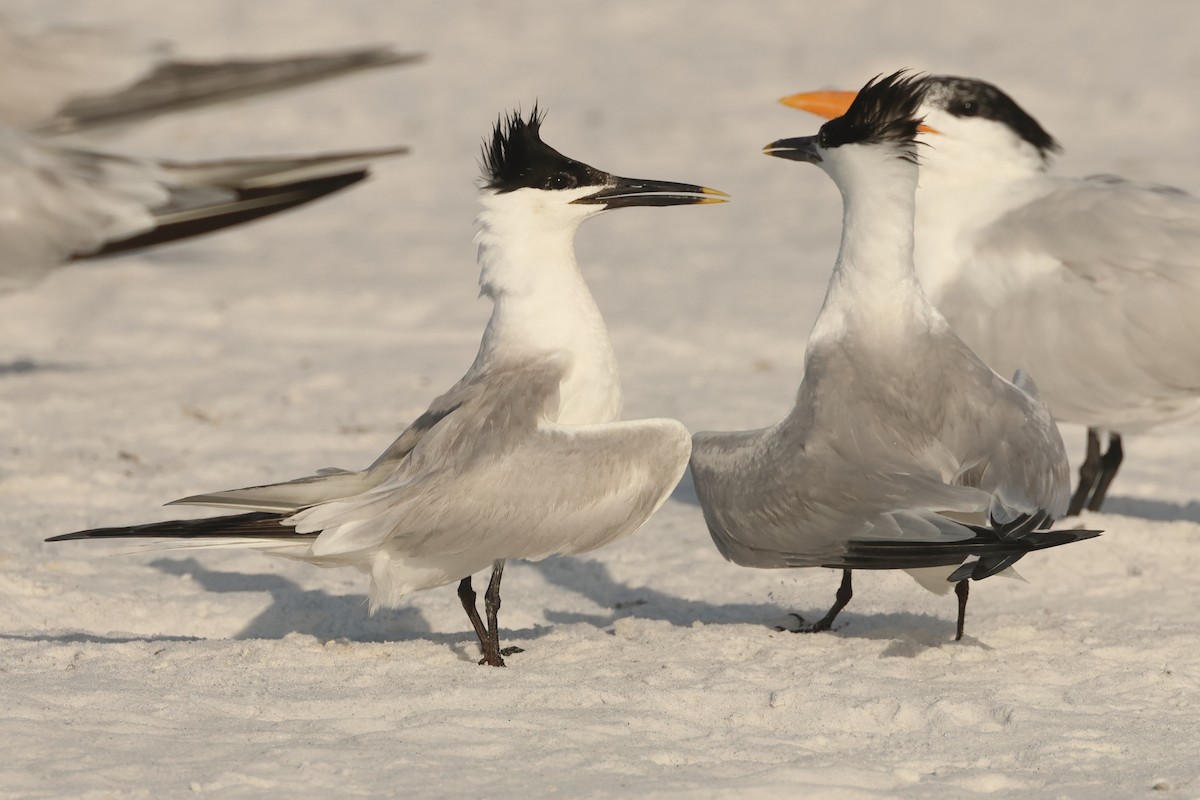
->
[779,89,940,134]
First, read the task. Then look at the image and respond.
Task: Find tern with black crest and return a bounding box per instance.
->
[690,72,1097,640]
[48,107,726,667]
[783,74,1200,515]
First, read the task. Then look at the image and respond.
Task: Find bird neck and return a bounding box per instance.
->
[911,131,1050,303]
[471,193,621,423]
[917,126,1048,188]
[810,148,937,344]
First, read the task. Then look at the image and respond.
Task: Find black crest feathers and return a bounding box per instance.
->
[923,75,1061,159]
[480,105,606,193]
[818,70,926,160]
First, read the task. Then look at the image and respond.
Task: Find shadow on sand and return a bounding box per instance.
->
[1100,495,1200,524]
[148,557,435,642]
[0,358,85,376]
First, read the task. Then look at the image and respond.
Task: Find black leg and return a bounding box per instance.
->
[457,577,494,663]
[954,580,969,641]
[482,559,523,665]
[1086,432,1123,512]
[1067,428,1103,516]
[806,569,854,633]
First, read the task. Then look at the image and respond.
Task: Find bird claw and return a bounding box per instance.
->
[477,645,524,667]
[776,612,841,634]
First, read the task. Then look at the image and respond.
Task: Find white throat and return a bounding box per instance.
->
[809,144,942,346]
[471,189,622,424]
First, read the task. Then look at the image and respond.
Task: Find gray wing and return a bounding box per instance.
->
[172,364,490,513]
[690,336,1070,569]
[945,174,1200,427]
[38,47,422,135]
[691,425,993,569]
[289,355,692,562]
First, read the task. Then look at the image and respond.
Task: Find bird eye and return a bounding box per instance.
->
[547,172,577,190]
[956,100,977,117]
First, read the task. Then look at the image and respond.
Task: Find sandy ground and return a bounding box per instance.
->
[2,2,1199,797]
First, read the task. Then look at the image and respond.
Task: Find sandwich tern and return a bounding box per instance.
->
[782,74,1200,515]
[691,72,1098,640]
[48,107,726,666]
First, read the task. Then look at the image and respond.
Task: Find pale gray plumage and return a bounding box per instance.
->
[934,173,1200,431]
[158,353,691,599]
[787,74,1200,513]
[693,72,1095,638]
[49,107,720,666]
[693,337,1068,570]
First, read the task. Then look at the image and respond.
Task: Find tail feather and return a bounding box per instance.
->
[46,511,307,542]
[834,527,1101,574]
[39,47,424,135]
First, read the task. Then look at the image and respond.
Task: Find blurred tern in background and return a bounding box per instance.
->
[48,107,726,667]
[0,125,407,291]
[690,72,1098,640]
[783,74,1200,515]
[0,14,421,135]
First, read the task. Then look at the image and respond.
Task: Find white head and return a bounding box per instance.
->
[475,106,727,297]
[764,71,926,200]
[780,74,1061,182]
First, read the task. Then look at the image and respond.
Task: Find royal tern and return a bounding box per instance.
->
[0,124,406,291]
[0,15,421,134]
[691,72,1098,640]
[48,107,726,667]
[782,74,1200,515]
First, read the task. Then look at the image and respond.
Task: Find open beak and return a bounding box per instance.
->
[779,89,940,134]
[763,136,821,164]
[572,176,729,208]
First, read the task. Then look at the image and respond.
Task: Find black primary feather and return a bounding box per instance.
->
[481,105,608,193]
[835,526,1101,576]
[922,75,1061,160]
[46,511,303,541]
[818,70,926,160]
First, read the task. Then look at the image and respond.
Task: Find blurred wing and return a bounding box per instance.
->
[90,146,407,259]
[0,17,154,129]
[0,126,164,289]
[38,46,422,135]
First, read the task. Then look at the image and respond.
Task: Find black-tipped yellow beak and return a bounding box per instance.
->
[763,136,822,164]
[572,176,729,208]
[780,89,940,134]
